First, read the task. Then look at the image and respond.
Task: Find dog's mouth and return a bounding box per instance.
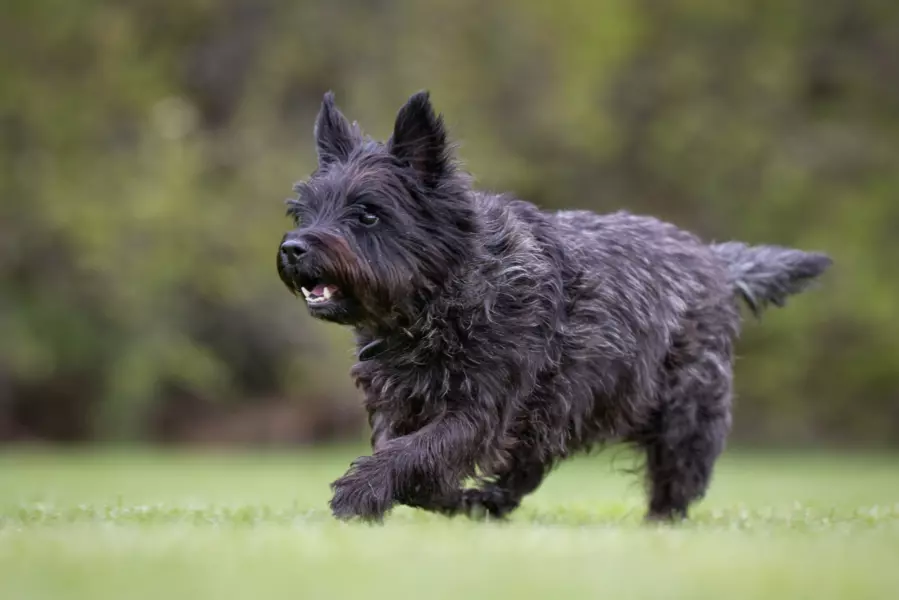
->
[299,282,342,306]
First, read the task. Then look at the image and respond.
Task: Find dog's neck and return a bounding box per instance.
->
[352,259,493,361]
[353,264,511,365]
[352,192,545,363]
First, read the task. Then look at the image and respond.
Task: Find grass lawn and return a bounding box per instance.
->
[1,447,897,599]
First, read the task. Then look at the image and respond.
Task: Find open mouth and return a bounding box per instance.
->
[299,283,342,305]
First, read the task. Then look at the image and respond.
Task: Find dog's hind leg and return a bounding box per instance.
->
[417,446,550,519]
[458,454,550,519]
[400,446,549,520]
[640,351,733,521]
[462,461,549,518]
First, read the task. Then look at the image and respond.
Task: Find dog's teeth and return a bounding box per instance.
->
[300,287,311,298]
[323,287,332,300]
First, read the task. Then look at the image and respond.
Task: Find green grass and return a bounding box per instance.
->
[1,448,898,599]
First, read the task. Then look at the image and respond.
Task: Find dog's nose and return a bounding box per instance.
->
[280,239,309,263]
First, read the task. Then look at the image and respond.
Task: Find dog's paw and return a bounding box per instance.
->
[329,456,395,523]
[460,487,518,520]
[644,506,688,524]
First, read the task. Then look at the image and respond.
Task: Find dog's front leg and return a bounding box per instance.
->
[329,413,485,522]
[368,411,393,453]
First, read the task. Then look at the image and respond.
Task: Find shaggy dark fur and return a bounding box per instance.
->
[276,91,832,523]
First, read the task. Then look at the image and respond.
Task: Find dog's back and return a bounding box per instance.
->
[475,197,828,518]
[473,201,740,452]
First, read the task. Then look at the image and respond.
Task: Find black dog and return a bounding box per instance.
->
[277,91,831,522]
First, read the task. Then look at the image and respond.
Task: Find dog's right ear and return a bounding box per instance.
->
[314,92,357,168]
[389,91,453,188]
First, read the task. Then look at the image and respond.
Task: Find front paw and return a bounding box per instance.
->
[329,456,395,523]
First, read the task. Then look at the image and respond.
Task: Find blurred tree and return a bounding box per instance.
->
[1,0,897,445]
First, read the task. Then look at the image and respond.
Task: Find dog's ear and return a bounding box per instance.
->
[389,91,453,187]
[314,91,357,167]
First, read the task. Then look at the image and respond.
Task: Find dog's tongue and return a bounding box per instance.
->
[311,284,338,297]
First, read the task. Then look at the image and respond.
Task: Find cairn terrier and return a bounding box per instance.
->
[277,91,831,522]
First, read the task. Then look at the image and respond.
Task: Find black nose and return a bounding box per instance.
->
[280,239,309,263]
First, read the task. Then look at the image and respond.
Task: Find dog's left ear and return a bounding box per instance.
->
[389,91,453,187]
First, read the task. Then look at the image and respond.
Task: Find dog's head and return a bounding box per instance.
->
[277,91,476,326]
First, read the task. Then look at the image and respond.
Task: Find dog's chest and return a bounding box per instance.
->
[351,353,469,426]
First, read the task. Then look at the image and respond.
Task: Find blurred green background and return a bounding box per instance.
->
[1,0,897,448]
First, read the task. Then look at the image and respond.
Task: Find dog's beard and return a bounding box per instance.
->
[277,259,350,324]
[278,258,394,326]
[276,244,430,329]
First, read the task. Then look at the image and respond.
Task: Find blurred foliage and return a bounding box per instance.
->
[1,0,897,445]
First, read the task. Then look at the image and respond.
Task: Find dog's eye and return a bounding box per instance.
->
[359,212,379,227]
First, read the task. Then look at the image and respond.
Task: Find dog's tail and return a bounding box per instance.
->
[710,242,832,317]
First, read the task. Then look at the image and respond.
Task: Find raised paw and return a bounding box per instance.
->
[329,455,395,523]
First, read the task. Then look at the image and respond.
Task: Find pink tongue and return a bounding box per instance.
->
[311,284,338,297]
